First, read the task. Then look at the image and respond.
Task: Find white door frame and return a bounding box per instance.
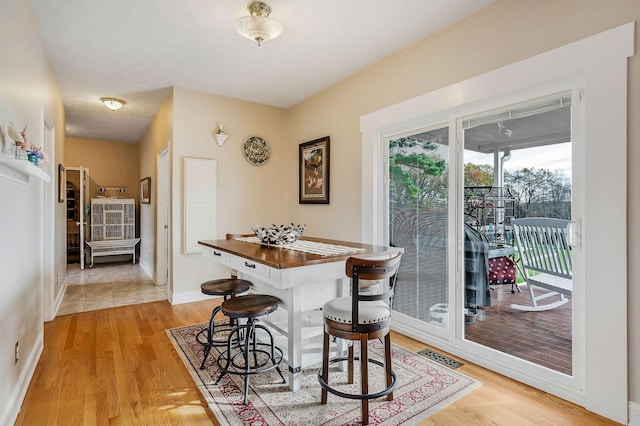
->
[360,23,632,424]
[42,116,56,321]
[156,147,170,290]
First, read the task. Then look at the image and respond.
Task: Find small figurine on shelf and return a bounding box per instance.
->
[7,122,25,159]
[25,146,45,166]
[19,125,47,166]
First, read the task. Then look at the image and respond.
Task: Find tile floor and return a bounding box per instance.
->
[57,262,167,316]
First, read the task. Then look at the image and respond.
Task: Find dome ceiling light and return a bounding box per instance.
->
[235,1,283,47]
[100,97,126,111]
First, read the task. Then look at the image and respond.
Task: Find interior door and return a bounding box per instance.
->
[78,167,90,269]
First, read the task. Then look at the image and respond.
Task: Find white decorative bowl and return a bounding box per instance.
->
[252,224,306,246]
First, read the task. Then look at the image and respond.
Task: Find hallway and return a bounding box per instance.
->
[58,262,167,316]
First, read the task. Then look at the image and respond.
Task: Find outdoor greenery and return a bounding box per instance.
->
[389,137,571,220]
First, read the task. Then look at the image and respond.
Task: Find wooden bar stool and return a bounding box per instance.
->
[318,252,402,425]
[196,233,253,369]
[215,294,286,405]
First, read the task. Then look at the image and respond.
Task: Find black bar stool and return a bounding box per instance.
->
[318,252,402,425]
[215,294,286,405]
[196,278,251,369]
[196,233,253,369]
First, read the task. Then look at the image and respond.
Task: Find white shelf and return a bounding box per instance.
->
[0,159,50,185]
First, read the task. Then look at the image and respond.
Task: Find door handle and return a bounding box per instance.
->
[244,262,256,269]
[567,218,582,249]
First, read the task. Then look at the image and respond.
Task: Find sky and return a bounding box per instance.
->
[464,142,572,179]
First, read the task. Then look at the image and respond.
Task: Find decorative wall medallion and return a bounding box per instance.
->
[242,136,270,166]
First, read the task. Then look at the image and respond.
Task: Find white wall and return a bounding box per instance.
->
[0,0,65,424]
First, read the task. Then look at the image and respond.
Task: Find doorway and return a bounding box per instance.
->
[65,166,89,268]
[458,92,574,375]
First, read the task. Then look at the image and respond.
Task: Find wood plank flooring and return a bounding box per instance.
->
[15,299,617,425]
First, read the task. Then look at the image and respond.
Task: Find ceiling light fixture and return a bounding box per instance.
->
[100,97,126,111]
[235,1,283,47]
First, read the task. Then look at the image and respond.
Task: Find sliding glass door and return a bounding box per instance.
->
[459,92,574,375]
[388,126,450,327]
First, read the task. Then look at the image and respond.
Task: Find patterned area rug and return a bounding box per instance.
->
[167,323,480,425]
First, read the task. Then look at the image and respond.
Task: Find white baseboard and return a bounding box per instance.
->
[170,290,219,305]
[52,279,68,318]
[629,401,640,425]
[137,259,153,280]
[0,331,43,426]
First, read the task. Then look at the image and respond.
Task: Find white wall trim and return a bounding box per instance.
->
[170,290,220,305]
[0,331,43,426]
[630,401,640,426]
[52,279,68,318]
[139,259,155,283]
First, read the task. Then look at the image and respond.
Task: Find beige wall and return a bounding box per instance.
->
[73,0,639,411]
[66,137,140,202]
[138,90,173,279]
[284,0,640,407]
[169,87,287,297]
[0,0,66,424]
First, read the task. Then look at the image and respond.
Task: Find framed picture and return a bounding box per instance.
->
[57,164,65,203]
[299,136,330,204]
[140,177,151,204]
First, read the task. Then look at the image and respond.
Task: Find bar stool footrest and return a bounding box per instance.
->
[318,356,397,400]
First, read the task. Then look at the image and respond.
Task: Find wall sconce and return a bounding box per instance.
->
[215,124,228,146]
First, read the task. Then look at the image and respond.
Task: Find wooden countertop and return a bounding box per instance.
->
[198,236,401,269]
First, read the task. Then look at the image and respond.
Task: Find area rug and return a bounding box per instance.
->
[167,323,481,425]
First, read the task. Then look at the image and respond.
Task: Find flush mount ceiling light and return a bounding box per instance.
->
[235,1,283,47]
[100,97,126,111]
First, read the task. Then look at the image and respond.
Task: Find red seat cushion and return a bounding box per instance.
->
[488,256,516,285]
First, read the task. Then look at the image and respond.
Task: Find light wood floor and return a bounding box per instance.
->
[15,299,616,425]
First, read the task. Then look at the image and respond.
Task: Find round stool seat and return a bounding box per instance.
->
[201,278,251,296]
[323,297,391,325]
[216,293,286,405]
[197,278,252,370]
[221,294,280,319]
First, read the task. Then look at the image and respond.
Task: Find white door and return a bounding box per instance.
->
[156,148,169,286]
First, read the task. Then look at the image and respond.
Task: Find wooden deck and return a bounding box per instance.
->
[465,283,572,375]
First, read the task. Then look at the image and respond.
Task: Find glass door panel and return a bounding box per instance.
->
[460,93,573,375]
[388,125,450,327]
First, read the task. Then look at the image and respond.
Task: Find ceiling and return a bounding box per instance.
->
[31,0,494,143]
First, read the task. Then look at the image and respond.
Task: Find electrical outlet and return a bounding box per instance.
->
[56,274,59,286]
[14,341,19,364]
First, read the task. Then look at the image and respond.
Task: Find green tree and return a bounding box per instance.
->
[389,137,447,210]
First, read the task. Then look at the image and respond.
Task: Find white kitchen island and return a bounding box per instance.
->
[198,236,400,391]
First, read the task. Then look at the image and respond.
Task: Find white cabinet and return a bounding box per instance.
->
[86,198,140,267]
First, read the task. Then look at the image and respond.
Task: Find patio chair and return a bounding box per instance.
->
[511,218,572,311]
